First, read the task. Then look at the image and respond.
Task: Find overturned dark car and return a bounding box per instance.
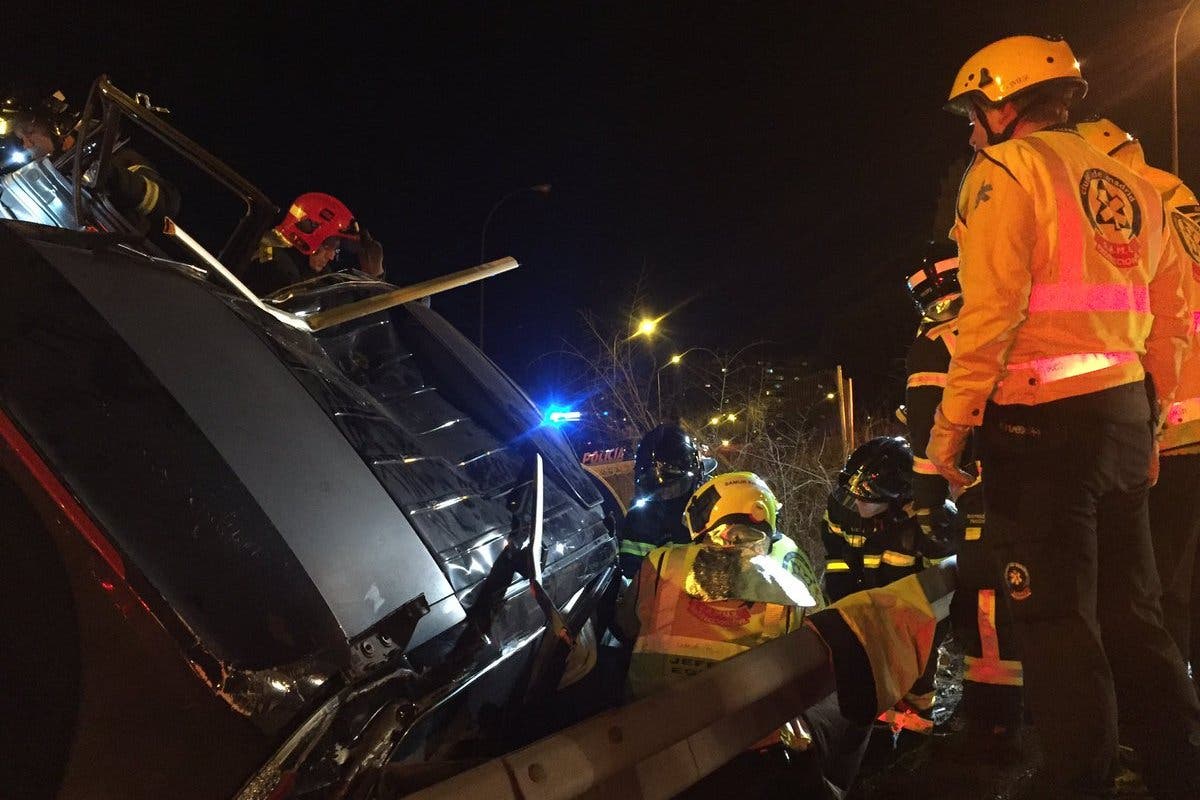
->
[0,79,617,799]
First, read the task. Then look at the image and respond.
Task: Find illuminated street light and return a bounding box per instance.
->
[670,353,683,365]
[635,317,659,337]
[721,439,731,447]
[726,413,737,422]
[709,416,721,425]
[826,392,836,400]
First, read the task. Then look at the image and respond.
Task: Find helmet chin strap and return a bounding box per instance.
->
[976,102,1027,145]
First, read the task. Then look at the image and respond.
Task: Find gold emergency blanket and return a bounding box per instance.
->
[682,526,817,608]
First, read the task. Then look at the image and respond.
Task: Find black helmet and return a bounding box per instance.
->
[837,435,890,487]
[845,436,913,503]
[0,88,74,164]
[634,424,704,501]
[906,240,961,321]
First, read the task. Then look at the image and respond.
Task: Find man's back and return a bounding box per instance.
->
[946,127,1188,420]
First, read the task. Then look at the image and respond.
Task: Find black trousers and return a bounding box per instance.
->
[1148,453,1200,692]
[981,382,1200,799]
[948,484,1024,728]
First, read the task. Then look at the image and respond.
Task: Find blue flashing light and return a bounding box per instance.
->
[632,497,649,509]
[8,150,29,166]
[543,405,582,426]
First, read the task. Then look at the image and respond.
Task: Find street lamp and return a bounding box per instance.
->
[634,316,660,337]
[653,347,686,420]
[1174,0,1197,175]
[478,183,552,349]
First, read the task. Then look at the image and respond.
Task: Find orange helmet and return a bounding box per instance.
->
[276,192,359,255]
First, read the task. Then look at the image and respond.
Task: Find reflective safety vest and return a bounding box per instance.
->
[1111,144,1200,453]
[626,535,817,703]
[945,127,1189,424]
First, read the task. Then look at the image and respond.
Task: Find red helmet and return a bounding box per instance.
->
[275,192,359,255]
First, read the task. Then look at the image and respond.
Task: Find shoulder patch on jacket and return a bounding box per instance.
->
[1171,204,1200,266]
[956,150,1020,226]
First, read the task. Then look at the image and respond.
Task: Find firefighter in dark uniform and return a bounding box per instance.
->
[822,436,954,728]
[618,423,709,579]
[3,90,179,234]
[821,436,888,602]
[245,192,384,297]
[905,241,1024,753]
[931,36,1200,797]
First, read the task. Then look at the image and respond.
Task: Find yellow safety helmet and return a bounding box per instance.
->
[946,35,1087,117]
[1076,118,1136,157]
[683,471,780,540]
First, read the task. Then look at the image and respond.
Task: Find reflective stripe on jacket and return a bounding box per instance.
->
[1111,142,1200,449]
[944,128,1188,424]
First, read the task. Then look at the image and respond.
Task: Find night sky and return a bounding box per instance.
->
[9,1,1200,404]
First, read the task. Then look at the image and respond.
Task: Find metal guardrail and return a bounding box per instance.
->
[398,559,957,800]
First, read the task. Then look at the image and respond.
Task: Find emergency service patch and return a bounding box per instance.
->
[686,597,753,627]
[1079,169,1143,268]
[1004,562,1032,601]
[973,181,992,209]
[1170,204,1200,276]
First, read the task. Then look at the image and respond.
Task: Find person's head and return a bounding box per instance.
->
[307,237,340,272]
[633,423,707,502]
[276,192,359,257]
[906,239,962,322]
[1076,117,1151,172]
[1,90,75,160]
[684,471,780,546]
[845,436,913,517]
[946,36,1087,149]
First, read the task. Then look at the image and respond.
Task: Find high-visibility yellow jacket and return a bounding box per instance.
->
[1108,141,1200,452]
[620,535,819,699]
[943,127,1190,425]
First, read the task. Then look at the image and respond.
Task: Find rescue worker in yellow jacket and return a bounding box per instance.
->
[616,472,866,798]
[930,36,1200,798]
[905,240,1024,754]
[1079,118,1200,698]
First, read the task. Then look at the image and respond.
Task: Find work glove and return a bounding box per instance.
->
[913,500,962,546]
[927,405,974,489]
[358,227,385,278]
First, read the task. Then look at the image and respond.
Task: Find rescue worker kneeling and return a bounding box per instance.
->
[616,472,866,798]
[822,436,954,732]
